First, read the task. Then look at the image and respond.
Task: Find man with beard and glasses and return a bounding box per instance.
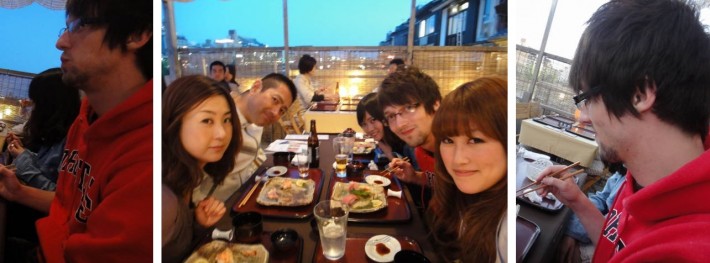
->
[192,73,297,204]
[0,0,152,262]
[535,0,710,262]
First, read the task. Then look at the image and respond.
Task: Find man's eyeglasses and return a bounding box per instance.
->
[572,86,601,111]
[383,103,420,125]
[58,18,103,37]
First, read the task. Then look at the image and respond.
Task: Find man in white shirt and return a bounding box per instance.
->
[193,73,297,203]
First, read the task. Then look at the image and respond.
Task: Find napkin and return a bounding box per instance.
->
[291,154,308,166]
[523,150,551,161]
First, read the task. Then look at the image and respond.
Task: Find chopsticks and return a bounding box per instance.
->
[381,157,410,176]
[238,169,267,208]
[516,169,585,197]
[516,161,580,192]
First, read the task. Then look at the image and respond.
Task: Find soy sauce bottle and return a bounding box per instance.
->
[307,120,320,168]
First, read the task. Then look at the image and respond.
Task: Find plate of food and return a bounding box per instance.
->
[365,175,391,188]
[365,235,402,263]
[184,240,268,263]
[526,159,552,181]
[256,177,316,207]
[352,141,376,155]
[331,181,387,213]
[266,166,288,177]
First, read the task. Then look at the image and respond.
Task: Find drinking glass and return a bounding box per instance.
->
[332,136,351,178]
[296,152,310,178]
[314,200,349,260]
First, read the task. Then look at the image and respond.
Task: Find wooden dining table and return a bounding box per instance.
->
[189,136,439,262]
[516,155,587,263]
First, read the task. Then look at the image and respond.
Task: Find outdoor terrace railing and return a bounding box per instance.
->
[516,44,577,118]
[171,46,507,97]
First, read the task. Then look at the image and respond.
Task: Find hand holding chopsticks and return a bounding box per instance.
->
[381,156,410,176]
[517,169,585,197]
[517,161,581,193]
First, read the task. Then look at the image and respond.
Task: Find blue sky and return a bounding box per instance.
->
[172,0,432,47]
[0,3,65,74]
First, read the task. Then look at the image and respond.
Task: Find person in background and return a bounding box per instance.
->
[355,92,418,170]
[209,60,230,91]
[224,64,241,93]
[294,54,337,112]
[387,58,405,74]
[429,77,507,263]
[6,68,80,191]
[0,0,153,261]
[162,75,240,263]
[378,67,442,209]
[192,73,297,203]
[536,0,710,261]
[3,68,80,263]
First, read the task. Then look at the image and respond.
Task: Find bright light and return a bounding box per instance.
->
[3,109,10,116]
[215,38,234,44]
[558,93,566,100]
[236,54,243,58]
[461,2,468,10]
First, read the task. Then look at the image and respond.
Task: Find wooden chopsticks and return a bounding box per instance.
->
[238,170,267,208]
[516,161,580,192]
[517,169,585,197]
[381,156,410,176]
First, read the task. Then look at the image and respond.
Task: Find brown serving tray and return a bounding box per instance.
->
[516,216,541,262]
[566,125,596,140]
[233,167,324,219]
[326,170,411,223]
[516,159,580,213]
[310,103,338,111]
[533,115,575,128]
[313,234,422,263]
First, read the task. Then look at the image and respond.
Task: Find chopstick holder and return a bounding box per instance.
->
[516,161,581,192]
[212,228,234,241]
[517,169,585,197]
[387,189,402,199]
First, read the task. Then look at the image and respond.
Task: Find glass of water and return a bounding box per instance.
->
[314,200,349,260]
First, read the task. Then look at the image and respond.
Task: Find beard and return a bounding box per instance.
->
[598,141,622,163]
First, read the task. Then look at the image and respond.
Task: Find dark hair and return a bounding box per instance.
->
[210,61,226,73]
[356,93,406,153]
[225,64,239,85]
[569,0,710,139]
[261,73,297,103]
[162,75,241,198]
[23,68,81,152]
[298,54,317,74]
[378,67,442,115]
[429,77,507,262]
[66,0,152,79]
[389,58,405,66]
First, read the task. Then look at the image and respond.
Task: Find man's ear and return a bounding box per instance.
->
[250,79,263,94]
[126,31,152,51]
[633,80,656,113]
[432,100,440,112]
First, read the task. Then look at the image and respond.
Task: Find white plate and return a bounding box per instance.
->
[365,235,401,263]
[526,159,552,181]
[365,175,391,187]
[266,166,288,177]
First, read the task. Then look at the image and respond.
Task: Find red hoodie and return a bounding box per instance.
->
[593,148,710,262]
[36,80,153,263]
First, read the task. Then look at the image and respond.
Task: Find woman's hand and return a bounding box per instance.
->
[195,197,226,228]
[7,138,25,158]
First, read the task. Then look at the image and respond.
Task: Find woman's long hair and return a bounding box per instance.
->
[162,75,242,198]
[429,77,507,262]
[356,93,406,154]
[23,68,81,152]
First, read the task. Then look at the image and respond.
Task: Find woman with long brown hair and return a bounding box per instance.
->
[162,75,242,262]
[429,77,507,262]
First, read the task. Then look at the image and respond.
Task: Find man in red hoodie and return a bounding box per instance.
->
[536,0,710,262]
[0,0,152,262]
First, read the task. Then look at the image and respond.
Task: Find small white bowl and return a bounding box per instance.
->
[266,166,288,177]
[365,175,391,187]
[365,235,401,263]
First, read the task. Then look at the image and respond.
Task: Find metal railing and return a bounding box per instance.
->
[516,44,576,118]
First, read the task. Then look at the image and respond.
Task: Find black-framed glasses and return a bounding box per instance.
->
[572,86,601,111]
[383,103,420,125]
[58,18,103,37]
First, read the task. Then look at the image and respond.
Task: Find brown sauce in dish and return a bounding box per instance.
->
[374,180,383,185]
[273,170,281,175]
[376,243,390,255]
